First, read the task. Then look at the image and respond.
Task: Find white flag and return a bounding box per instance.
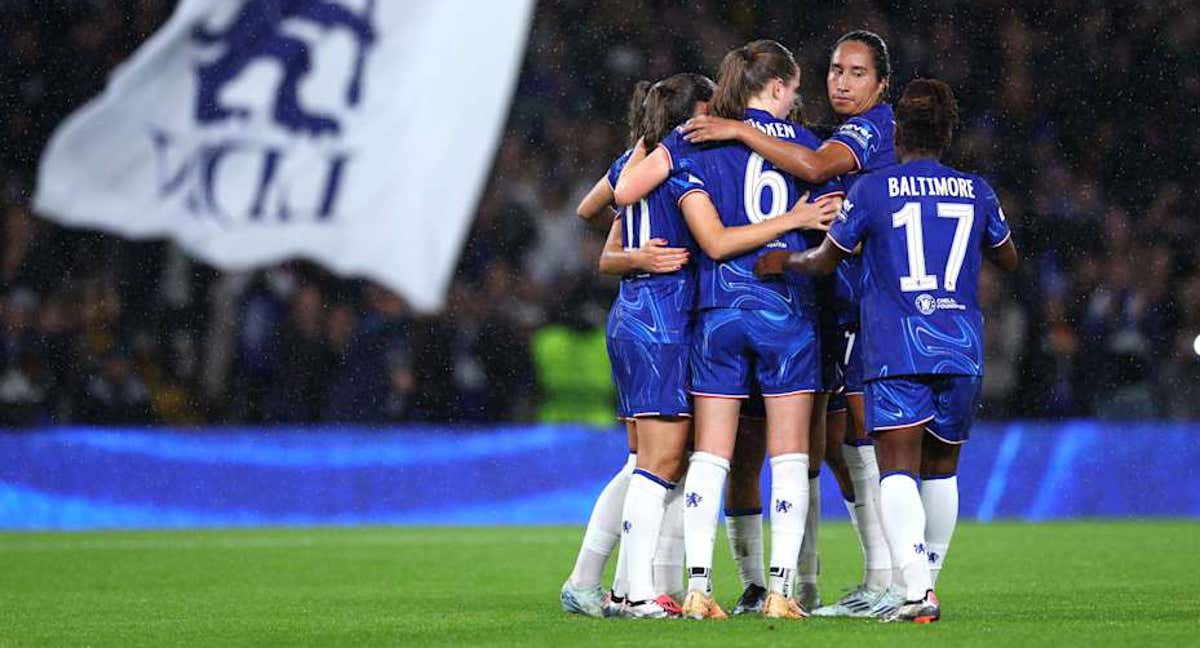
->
[35,0,532,313]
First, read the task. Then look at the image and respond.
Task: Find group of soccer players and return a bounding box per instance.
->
[561,29,1018,624]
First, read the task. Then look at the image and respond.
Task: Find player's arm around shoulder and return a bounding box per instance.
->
[613,141,670,206]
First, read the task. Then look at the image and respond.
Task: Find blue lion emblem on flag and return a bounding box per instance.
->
[191,0,376,135]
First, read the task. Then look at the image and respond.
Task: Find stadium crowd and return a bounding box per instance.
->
[0,0,1197,426]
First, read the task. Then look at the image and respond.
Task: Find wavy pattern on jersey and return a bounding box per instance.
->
[834,255,863,325]
[606,276,693,344]
[902,314,983,376]
[703,260,807,314]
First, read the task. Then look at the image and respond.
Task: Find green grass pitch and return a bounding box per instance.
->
[3,521,1197,646]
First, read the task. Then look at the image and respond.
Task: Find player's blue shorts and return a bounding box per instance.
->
[606,277,694,419]
[690,307,819,398]
[864,374,982,444]
[607,338,691,419]
[838,325,864,395]
[827,391,848,413]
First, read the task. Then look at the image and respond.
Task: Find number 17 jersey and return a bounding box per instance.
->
[827,158,1011,381]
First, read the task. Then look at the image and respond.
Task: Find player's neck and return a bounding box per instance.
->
[746,97,781,119]
[899,151,940,165]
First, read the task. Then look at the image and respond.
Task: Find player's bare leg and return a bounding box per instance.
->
[725,416,767,614]
[680,397,737,619]
[761,393,813,619]
[920,438,961,589]
[563,423,638,617]
[876,424,939,623]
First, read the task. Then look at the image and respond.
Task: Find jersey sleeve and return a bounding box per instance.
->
[828,115,882,172]
[660,129,702,173]
[606,150,632,190]
[605,151,633,216]
[812,175,846,200]
[665,169,708,206]
[827,179,872,253]
[979,178,1012,248]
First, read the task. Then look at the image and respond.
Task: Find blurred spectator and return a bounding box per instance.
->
[321,283,412,422]
[979,266,1026,417]
[264,283,334,423]
[77,346,153,425]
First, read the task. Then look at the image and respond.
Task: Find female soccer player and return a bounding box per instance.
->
[595,72,714,619]
[756,78,1019,623]
[616,39,842,620]
[562,80,685,618]
[684,30,900,616]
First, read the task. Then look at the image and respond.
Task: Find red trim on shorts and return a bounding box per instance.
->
[924,426,967,445]
[762,389,817,398]
[689,391,749,400]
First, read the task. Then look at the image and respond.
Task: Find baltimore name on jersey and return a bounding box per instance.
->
[827,158,1011,381]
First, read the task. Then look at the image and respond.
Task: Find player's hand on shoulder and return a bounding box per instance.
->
[755,250,791,278]
[784,192,838,231]
[682,115,740,143]
[634,238,690,274]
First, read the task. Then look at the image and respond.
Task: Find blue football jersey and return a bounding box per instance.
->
[827,158,1012,380]
[662,109,842,313]
[607,151,703,281]
[605,150,703,340]
[829,103,898,326]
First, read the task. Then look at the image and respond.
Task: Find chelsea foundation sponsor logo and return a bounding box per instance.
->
[915,293,965,315]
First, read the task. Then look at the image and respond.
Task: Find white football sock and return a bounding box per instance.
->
[848,443,891,590]
[653,482,685,599]
[683,452,729,595]
[725,509,765,589]
[921,474,958,588]
[569,453,635,587]
[843,497,861,533]
[612,540,629,599]
[797,475,820,585]
[622,470,673,602]
[880,473,932,601]
[767,453,809,598]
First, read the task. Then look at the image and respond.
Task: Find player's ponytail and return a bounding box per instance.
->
[639,73,716,149]
[895,78,959,157]
[709,40,798,120]
[626,80,653,147]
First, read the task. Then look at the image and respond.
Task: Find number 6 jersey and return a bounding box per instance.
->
[827,158,1012,380]
[661,109,843,314]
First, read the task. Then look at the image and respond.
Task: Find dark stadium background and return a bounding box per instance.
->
[0,0,1196,427]
[3,2,1199,645]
